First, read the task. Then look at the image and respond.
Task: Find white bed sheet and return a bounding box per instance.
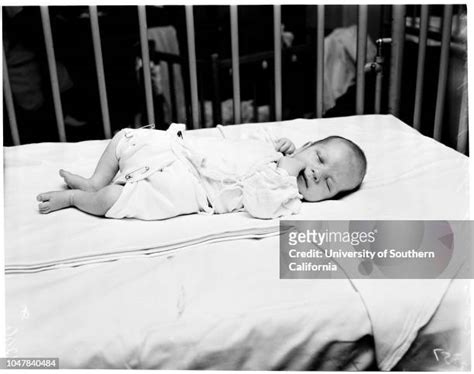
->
[5,115,469,271]
[4,114,470,370]
[394,278,471,371]
[6,236,374,370]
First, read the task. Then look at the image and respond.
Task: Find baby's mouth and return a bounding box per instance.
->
[299,170,308,188]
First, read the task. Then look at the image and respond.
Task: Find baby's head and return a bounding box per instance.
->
[292,136,367,202]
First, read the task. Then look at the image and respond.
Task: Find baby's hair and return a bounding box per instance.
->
[320,136,367,180]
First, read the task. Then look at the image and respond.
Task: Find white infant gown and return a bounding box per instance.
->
[105,124,302,220]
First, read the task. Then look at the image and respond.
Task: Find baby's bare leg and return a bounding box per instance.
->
[61,130,124,191]
[37,185,123,216]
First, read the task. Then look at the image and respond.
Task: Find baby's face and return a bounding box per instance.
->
[292,139,363,202]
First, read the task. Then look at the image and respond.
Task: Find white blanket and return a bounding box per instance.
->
[4,115,470,369]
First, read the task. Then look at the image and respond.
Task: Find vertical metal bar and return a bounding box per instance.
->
[316,5,325,118]
[89,6,111,139]
[167,62,178,122]
[230,5,241,124]
[198,64,206,127]
[3,48,21,145]
[356,5,368,115]
[374,70,383,114]
[211,54,222,125]
[388,5,406,117]
[433,5,453,141]
[456,81,468,154]
[273,5,282,122]
[138,6,155,126]
[186,5,200,129]
[40,6,66,142]
[413,5,429,131]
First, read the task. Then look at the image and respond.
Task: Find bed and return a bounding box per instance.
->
[4,114,470,370]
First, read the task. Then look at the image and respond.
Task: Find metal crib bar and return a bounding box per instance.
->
[3,48,21,145]
[433,5,453,141]
[167,61,178,122]
[230,5,241,124]
[211,54,222,125]
[40,6,66,142]
[273,5,282,122]
[388,5,406,116]
[198,64,206,127]
[374,68,383,114]
[89,6,111,139]
[138,6,155,126]
[457,82,468,154]
[186,5,200,129]
[388,5,406,117]
[413,5,429,131]
[356,5,368,115]
[316,5,325,118]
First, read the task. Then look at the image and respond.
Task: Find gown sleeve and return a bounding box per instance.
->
[242,164,302,219]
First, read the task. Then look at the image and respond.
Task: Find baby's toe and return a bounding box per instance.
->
[38,202,50,213]
[37,192,54,202]
[37,194,47,202]
[59,169,73,178]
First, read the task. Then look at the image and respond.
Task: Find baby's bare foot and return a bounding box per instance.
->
[37,191,73,214]
[60,169,97,191]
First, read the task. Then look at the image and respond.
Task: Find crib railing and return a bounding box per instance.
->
[39,6,66,142]
[2,5,468,154]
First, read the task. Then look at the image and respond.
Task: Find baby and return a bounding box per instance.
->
[37,124,367,219]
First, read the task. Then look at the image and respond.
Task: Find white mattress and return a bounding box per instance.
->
[5,115,469,270]
[4,115,470,370]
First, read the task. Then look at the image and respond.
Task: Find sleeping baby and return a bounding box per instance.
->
[37,124,367,219]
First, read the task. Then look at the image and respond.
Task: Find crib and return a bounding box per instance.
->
[3,4,471,371]
[3,5,468,153]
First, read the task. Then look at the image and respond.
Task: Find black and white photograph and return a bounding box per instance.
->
[2,2,471,371]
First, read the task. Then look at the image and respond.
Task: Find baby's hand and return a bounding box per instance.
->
[275,138,296,155]
[277,155,306,177]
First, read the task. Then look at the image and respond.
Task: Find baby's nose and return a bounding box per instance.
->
[310,167,320,182]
